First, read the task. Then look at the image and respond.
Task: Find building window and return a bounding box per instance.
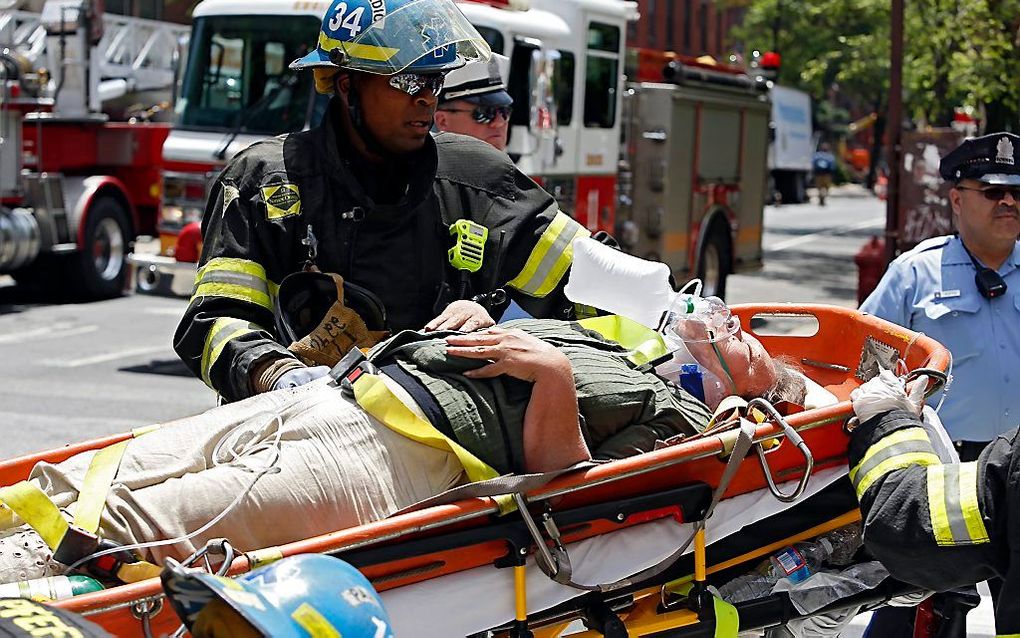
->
[683,0,692,53]
[647,0,656,45]
[666,0,676,51]
[699,0,709,54]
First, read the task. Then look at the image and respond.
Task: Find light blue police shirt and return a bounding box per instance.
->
[860,235,1020,442]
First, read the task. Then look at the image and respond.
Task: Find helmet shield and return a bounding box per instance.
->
[291,0,490,75]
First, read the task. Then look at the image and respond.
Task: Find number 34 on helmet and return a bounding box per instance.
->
[290,0,491,76]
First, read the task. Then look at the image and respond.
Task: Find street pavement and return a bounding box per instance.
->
[0,184,995,634]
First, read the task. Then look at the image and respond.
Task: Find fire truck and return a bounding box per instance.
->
[133,0,769,299]
[0,1,188,298]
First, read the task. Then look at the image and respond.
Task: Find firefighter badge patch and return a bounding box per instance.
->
[261,183,302,219]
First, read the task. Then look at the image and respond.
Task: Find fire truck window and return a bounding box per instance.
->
[177,15,320,135]
[474,26,504,54]
[552,51,574,126]
[508,43,537,127]
[584,23,620,129]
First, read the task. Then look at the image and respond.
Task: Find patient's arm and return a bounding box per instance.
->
[445,328,592,472]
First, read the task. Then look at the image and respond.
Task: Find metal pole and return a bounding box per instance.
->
[885,0,904,265]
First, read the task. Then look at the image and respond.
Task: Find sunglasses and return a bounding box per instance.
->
[957,185,1020,201]
[439,105,513,124]
[388,72,445,97]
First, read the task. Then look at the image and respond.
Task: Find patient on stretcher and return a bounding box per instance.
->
[0,318,808,585]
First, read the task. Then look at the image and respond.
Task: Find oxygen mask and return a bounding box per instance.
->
[655,291,741,407]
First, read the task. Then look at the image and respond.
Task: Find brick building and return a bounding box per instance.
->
[626,0,746,59]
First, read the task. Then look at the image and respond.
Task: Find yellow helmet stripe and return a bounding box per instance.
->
[318,33,400,63]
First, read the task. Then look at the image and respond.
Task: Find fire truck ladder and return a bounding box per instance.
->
[0,7,188,97]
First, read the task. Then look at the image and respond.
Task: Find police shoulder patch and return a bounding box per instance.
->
[261,183,302,220]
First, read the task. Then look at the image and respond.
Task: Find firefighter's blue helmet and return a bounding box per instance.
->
[162,554,394,638]
[290,0,490,75]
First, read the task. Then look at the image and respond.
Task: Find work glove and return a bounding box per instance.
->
[284,273,389,367]
[271,365,331,391]
[850,369,926,423]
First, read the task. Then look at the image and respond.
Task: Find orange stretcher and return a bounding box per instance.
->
[0,304,951,637]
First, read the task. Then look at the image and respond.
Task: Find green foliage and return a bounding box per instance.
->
[732,0,1020,130]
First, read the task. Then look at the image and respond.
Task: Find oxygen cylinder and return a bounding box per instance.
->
[0,574,104,601]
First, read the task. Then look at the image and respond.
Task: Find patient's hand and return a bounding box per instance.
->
[424,300,495,333]
[445,328,571,383]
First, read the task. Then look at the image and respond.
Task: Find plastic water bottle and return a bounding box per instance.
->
[817,524,863,566]
[0,574,104,601]
[718,525,863,604]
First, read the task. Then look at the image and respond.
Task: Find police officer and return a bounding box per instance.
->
[861,132,1020,459]
[860,132,1020,635]
[434,53,513,151]
[847,371,1019,636]
[174,0,589,401]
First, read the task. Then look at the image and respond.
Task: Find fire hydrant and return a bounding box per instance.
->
[854,236,886,306]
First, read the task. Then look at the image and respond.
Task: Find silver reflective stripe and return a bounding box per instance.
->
[193,270,271,297]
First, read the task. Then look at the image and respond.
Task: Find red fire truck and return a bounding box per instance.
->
[0,1,187,298]
[132,0,769,298]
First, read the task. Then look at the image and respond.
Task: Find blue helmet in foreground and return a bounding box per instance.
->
[291,0,490,75]
[162,554,394,638]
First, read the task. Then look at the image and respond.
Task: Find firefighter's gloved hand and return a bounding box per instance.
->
[272,365,331,391]
[850,369,927,423]
[425,300,495,333]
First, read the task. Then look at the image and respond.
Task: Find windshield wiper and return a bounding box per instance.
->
[214,74,299,160]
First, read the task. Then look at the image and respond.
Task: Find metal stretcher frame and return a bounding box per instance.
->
[0,304,951,637]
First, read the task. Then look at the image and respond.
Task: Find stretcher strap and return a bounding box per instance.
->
[542,419,757,593]
[0,482,69,550]
[74,440,130,533]
[391,461,595,517]
[352,373,504,489]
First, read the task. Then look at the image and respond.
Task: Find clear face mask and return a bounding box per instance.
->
[654,293,741,408]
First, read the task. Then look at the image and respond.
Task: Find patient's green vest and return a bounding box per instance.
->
[368,319,711,474]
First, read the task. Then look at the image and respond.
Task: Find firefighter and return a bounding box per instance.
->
[847,370,1018,635]
[162,554,394,638]
[173,0,589,402]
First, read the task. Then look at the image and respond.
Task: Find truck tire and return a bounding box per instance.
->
[698,223,730,300]
[70,196,132,299]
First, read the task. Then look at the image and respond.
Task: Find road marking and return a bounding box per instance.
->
[769,217,884,252]
[0,324,98,345]
[144,307,187,316]
[43,345,172,368]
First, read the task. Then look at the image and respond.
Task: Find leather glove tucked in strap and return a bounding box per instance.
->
[286,273,389,368]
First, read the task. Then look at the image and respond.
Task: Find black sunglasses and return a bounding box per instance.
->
[957,185,1020,201]
[388,72,445,97]
[439,105,513,124]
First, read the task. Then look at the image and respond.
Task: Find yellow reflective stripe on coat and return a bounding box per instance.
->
[849,427,940,498]
[578,314,670,366]
[352,373,499,485]
[508,210,590,297]
[201,318,264,387]
[927,462,990,546]
[0,482,69,550]
[318,33,400,62]
[192,257,276,311]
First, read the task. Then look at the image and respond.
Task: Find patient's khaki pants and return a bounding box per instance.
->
[1,380,464,583]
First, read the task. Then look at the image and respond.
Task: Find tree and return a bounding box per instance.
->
[731,0,1020,132]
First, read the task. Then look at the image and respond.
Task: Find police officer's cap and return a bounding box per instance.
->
[438,54,512,107]
[940,132,1020,185]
